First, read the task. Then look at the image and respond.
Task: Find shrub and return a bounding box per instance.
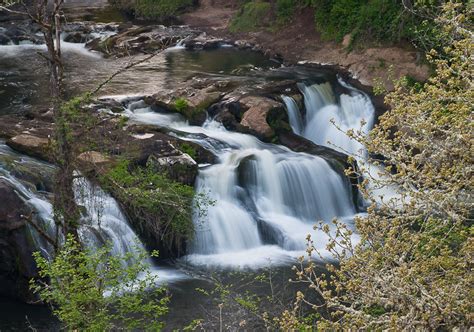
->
[31,235,169,331]
[229,1,272,32]
[110,0,194,19]
[100,160,195,253]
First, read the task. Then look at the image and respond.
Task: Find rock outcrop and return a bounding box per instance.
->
[7,134,51,162]
[0,179,38,302]
[238,96,284,141]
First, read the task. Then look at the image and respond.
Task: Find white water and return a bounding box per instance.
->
[124,103,358,268]
[287,79,400,205]
[296,79,374,158]
[0,143,184,283]
[281,95,304,135]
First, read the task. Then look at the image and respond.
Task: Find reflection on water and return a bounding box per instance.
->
[0,44,277,115]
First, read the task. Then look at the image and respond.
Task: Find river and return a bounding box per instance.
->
[0,9,377,330]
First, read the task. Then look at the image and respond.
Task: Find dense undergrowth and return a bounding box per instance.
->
[99,159,195,255]
[230,0,455,51]
[109,0,194,19]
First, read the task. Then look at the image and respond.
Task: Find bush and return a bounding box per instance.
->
[285,3,473,330]
[312,0,411,44]
[230,1,272,32]
[110,0,194,19]
[276,0,296,22]
[100,160,195,253]
[31,235,169,331]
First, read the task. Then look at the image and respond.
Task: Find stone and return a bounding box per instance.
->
[239,96,283,141]
[78,151,111,165]
[7,134,50,161]
[0,180,28,231]
[146,153,198,186]
[0,179,38,302]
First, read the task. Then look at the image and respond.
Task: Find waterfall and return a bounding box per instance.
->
[281,96,304,135]
[297,79,375,158]
[0,142,184,281]
[123,104,358,268]
[288,79,402,205]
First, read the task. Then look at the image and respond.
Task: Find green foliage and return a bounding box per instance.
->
[312,0,410,44]
[174,97,189,113]
[100,160,196,252]
[286,3,474,330]
[110,0,193,19]
[276,0,296,23]
[31,235,168,331]
[179,142,197,159]
[229,1,272,32]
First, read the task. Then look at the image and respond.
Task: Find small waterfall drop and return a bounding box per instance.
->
[123,103,358,268]
[0,142,183,281]
[281,96,304,135]
[297,79,375,157]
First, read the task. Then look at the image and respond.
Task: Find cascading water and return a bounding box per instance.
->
[295,79,375,157]
[286,79,400,204]
[281,95,304,135]
[0,142,183,281]
[124,102,358,268]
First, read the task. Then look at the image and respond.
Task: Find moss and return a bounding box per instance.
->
[179,143,197,160]
[174,98,188,113]
[173,98,207,126]
[230,1,272,32]
[99,160,195,256]
[110,0,194,20]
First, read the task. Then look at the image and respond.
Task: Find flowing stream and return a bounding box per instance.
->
[125,100,358,268]
[0,16,383,328]
[0,142,183,281]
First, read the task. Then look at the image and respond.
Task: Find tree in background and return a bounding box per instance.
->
[283,2,473,329]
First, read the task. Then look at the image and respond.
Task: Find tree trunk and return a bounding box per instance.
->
[41,0,80,242]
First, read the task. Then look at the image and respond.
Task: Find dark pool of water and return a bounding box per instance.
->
[0,44,278,115]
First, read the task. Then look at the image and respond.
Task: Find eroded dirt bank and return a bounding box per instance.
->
[181,0,430,90]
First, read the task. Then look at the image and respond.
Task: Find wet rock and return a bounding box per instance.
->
[86,25,198,57]
[7,134,51,161]
[148,86,222,126]
[0,180,28,231]
[147,153,198,186]
[238,96,284,141]
[77,151,113,174]
[0,33,10,45]
[0,179,38,302]
[64,32,87,43]
[185,35,228,50]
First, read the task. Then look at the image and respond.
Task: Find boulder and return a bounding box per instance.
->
[146,153,198,186]
[239,96,284,141]
[0,180,28,231]
[77,151,113,175]
[185,35,226,50]
[7,134,50,161]
[148,87,222,126]
[0,179,38,302]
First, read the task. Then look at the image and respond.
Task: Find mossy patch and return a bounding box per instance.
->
[99,159,195,256]
[230,1,272,32]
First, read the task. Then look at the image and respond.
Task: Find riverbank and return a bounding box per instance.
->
[180,0,430,90]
